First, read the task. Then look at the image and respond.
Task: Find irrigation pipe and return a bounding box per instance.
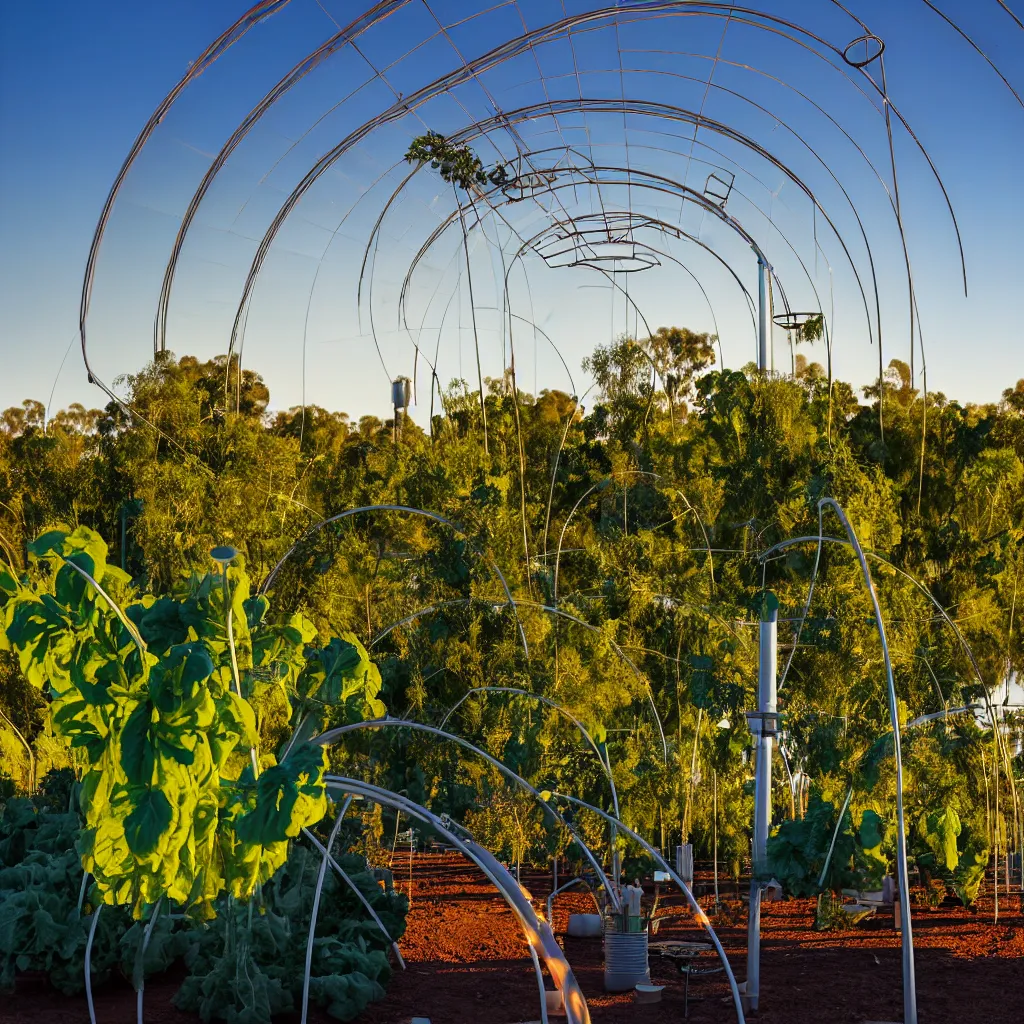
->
[55,554,147,657]
[546,876,600,925]
[219,563,260,777]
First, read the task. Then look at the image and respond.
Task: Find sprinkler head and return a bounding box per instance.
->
[210,545,238,566]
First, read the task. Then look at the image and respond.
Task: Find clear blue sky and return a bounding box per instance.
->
[1,1,1021,422]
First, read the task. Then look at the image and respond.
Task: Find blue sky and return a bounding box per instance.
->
[1,1,1021,422]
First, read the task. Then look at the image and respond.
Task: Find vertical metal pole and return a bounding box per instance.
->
[757,256,770,372]
[745,592,778,1013]
[713,769,720,906]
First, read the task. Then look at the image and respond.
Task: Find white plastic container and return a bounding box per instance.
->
[635,984,664,1005]
[675,843,694,886]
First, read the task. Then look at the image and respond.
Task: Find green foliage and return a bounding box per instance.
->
[0,781,406,1021]
[766,790,893,896]
[2,342,1022,951]
[0,527,388,919]
[174,840,405,1022]
[951,839,988,908]
[405,131,506,191]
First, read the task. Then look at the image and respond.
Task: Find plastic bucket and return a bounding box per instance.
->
[604,929,650,992]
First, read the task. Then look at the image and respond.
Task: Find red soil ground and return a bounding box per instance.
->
[4,853,1023,1023]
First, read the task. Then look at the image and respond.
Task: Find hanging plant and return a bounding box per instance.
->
[405,131,508,191]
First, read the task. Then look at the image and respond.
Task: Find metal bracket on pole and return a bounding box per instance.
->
[744,710,781,737]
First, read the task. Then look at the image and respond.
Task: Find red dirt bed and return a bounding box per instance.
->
[4,853,1023,1023]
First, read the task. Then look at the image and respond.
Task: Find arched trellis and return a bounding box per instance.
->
[312,718,621,905]
[339,101,877,382]
[759,498,919,1021]
[317,724,746,1021]
[214,1,975,379]
[77,0,1024,459]
[759,531,1023,859]
[548,790,746,1022]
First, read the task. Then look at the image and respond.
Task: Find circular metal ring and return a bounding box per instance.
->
[842,34,885,68]
[773,311,822,331]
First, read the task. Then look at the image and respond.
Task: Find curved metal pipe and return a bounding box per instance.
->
[312,718,621,908]
[548,790,746,1024]
[80,0,296,380]
[222,3,932,366]
[761,500,917,1023]
[324,775,591,1024]
[155,1,414,356]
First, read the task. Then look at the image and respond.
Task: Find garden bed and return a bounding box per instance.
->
[6,854,1023,1023]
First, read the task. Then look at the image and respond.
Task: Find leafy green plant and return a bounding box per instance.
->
[951,839,988,908]
[0,527,385,921]
[924,879,946,909]
[766,790,891,896]
[176,841,405,1023]
[814,891,853,932]
[0,780,407,1021]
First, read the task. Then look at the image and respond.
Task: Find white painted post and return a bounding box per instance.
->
[757,256,772,373]
[745,591,778,1013]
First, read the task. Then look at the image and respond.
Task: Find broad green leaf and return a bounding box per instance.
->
[120,703,156,787]
[124,790,173,856]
